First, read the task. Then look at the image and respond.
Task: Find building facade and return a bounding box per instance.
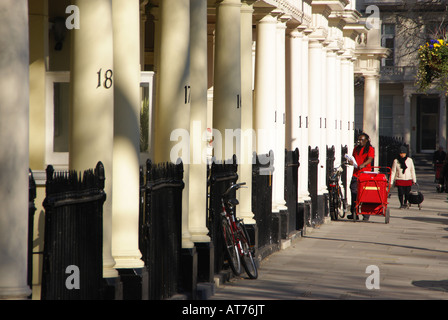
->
[0,0,385,299]
[355,0,448,154]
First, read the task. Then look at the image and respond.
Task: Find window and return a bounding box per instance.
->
[379,95,393,137]
[45,72,70,168]
[139,71,155,155]
[381,24,395,67]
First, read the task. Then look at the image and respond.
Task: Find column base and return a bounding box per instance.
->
[180,247,198,299]
[102,276,123,300]
[0,286,32,300]
[243,223,258,254]
[301,200,312,231]
[195,242,214,283]
[279,208,290,239]
[116,268,148,300]
[315,194,326,227]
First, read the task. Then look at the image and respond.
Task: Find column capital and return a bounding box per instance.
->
[287,27,303,38]
[362,73,380,80]
[241,0,255,13]
[256,12,278,25]
[216,0,242,8]
[403,90,413,100]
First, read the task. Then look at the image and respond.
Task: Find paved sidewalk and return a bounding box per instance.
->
[208,165,448,300]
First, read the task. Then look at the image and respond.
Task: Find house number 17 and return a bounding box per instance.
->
[97,68,113,89]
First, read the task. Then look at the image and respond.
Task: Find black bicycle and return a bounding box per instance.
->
[328,164,347,220]
[220,182,258,279]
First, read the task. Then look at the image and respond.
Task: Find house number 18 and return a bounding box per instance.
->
[97,68,113,89]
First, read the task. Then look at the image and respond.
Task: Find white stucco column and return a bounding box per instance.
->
[156,0,194,249]
[189,0,209,242]
[340,57,351,154]
[213,0,242,162]
[334,53,342,166]
[299,32,310,202]
[273,18,287,212]
[254,14,277,156]
[348,58,356,155]
[111,0,144,269]
[286,28,302,152]
[319,43,328,196]
[308,39,322,153]
[439,94,447,150]
[239,1,255,224]
[403,90,412,146]
[363,74,380,166]
[0,0,32,299]
[326,48,337,153]
[69,0,117,278]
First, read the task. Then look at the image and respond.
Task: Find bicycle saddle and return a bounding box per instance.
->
[226,198,239,207]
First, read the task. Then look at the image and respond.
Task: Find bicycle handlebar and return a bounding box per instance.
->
[223,182,246,197]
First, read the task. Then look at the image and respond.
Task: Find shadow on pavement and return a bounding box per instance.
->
[412,280,448,293]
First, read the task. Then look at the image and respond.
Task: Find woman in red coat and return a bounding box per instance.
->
[347,132,375,220]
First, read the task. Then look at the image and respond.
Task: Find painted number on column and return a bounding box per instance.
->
[184,86,191,104]
[97,68,113,89]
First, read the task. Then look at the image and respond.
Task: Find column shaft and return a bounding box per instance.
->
[213,0,242,162]
[239,1,255,223]
[308,40,322,150]
[286,29,302,151]
[363,74,380,165]
[340,58,350,152]
[403,92,411,146]
[439,95,447,150]
[299,33,310,201]
[189,0,209,242]
[326,50,337,151]
[156,0,194,249]
[254,14,277,155]
[0,0,32,299]
[111,0,144,269]
[70,0,117,278]
[273,19,287,211]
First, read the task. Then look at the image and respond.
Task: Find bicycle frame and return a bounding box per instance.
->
[221,199,239,246]
[328,164,346,220]
[219,182,258,279]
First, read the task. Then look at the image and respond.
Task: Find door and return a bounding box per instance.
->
[420,113,437,152]
[417,96,439,153]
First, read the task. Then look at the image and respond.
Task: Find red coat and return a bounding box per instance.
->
[352,145,375,177]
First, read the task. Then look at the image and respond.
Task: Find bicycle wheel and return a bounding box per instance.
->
[329,189,338,220]
[338,188,346,219]
[236,222,258,279]
[385,207,390,224]
[221,217,241,275]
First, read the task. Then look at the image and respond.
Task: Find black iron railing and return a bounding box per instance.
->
[28,169,37,299]
[139,159,184,300]
[41,162,105,300]
[252,151,276,251]
[284,148,301,235]
[308,146,320,227]
[207,155,238,274]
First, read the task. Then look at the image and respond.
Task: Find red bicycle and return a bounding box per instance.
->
[220,182,258,279]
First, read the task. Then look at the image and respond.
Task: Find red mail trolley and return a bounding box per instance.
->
[354,167,391,224]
